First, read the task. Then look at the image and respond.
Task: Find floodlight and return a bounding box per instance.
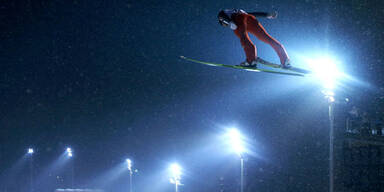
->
[307,56,342,90]
[28,148,34,154]
[66,148,73,157]
[126,158,132,171]
[322,90,335,103]
[227,128,245,155]
[225,128,246,192]
[169,163,182,192]
[170,163,182,179]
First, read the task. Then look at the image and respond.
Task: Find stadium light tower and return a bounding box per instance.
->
[65,147,74,188]
[304,53,343,192]
[310,56,341,192]
[27,148,34,192]
[226,128,246,192]
[169,163,182,192]
[126,159,133,192]
[324,90,336,192]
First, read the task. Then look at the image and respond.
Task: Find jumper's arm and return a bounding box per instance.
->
[248,11,278,19]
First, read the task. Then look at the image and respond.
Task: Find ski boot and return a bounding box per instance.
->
[281,59,292,69]
[239,60,258,68]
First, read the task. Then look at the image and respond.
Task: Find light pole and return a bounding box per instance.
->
[240,157,244,192]
[126,159,133,192]
[324,91,335,192]
[66,148,74,188]
[27,148,34,192]
[169,163,182,192]
[227,128,245,192]
[307,55,341,192]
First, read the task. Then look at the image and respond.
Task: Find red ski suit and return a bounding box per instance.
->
[231,11,289,65]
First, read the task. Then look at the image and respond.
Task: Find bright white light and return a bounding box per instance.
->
[322,90,335,103]
[66,148,73,157]
[306,56,342,90]
[126,159,132,171]
[227,128,245,155]
[169,163,182,179]
[322,90,334,97]
[28,148,34,154]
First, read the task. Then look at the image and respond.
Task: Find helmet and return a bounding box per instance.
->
[218,10,231,26]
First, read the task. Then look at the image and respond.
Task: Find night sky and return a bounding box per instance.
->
[1,0,384,192]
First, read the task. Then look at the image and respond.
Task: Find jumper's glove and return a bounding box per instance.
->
[267,11,278,19]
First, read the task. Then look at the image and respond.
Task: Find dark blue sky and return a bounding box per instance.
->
[1,0,384,192]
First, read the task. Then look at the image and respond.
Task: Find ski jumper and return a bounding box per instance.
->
[224,9,289,65]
